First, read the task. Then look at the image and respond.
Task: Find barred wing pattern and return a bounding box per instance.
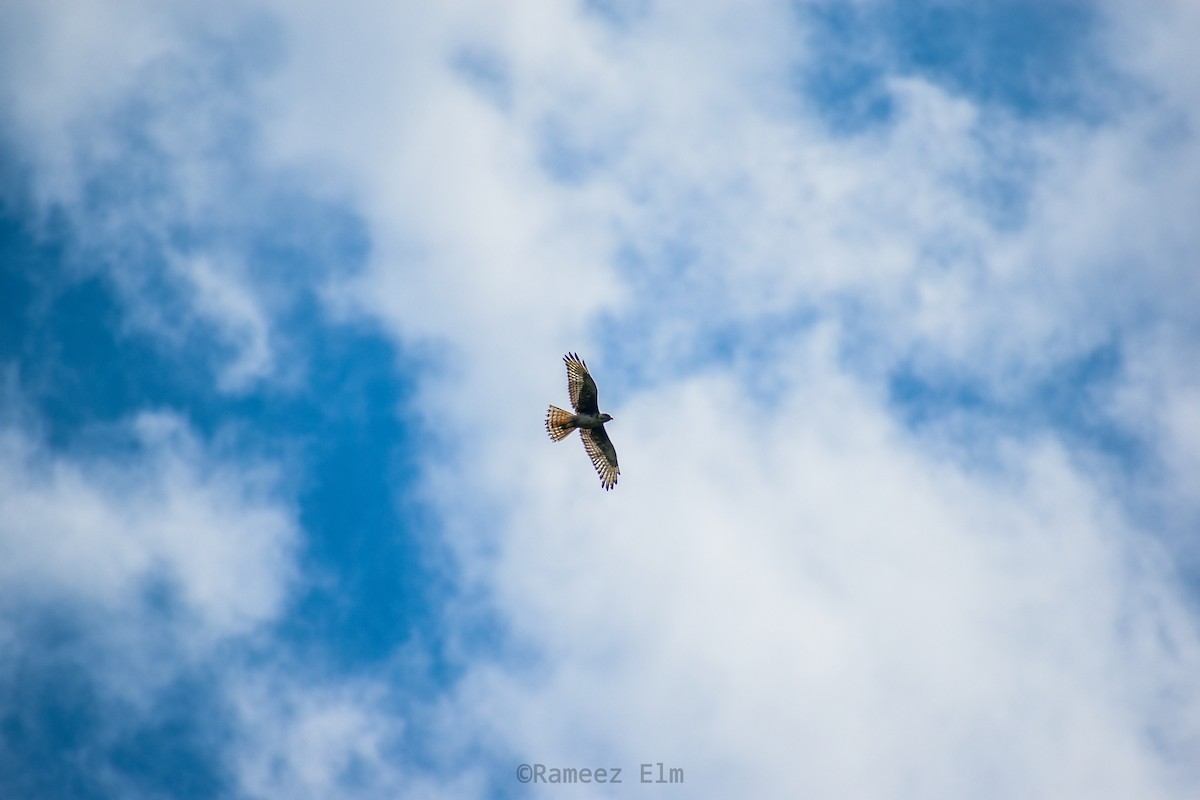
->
[565,352,599,415]
[548,352,620,491]
[581,426,620,491]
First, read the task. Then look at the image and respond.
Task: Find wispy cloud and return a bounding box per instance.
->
[2,0,1199,797]
[0,412,295,639]
[0,408,298,796]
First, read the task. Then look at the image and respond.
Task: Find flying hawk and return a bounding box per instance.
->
[545,352,619,490]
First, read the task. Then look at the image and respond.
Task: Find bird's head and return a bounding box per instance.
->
[600,413,614,423]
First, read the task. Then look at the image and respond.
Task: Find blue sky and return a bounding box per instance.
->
[2,1,1200,798]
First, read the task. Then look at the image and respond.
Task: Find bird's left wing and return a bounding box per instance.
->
[580,426,619,490]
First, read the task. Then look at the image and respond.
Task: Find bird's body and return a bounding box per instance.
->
[562,411,610,430]
[546,353,619,490]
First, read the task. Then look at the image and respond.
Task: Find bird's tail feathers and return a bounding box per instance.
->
[545,406,576,441]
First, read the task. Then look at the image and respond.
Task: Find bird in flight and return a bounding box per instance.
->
[546,352,620,490]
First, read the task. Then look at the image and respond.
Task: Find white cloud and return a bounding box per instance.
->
[230,672,405,799]
[0,0,293,392]
[226,645,499,800]
[3,1,1200,797]
[0,0,182,207]
[291,2,1199,796]
[173,253,276,391]
[433,329,1200,798]
[0,411,297,660]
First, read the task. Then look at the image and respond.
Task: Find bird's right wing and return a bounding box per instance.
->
[565,352,600,415]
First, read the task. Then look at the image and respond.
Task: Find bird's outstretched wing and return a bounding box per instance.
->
[580,426,619,490]
[565,352,600,415]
